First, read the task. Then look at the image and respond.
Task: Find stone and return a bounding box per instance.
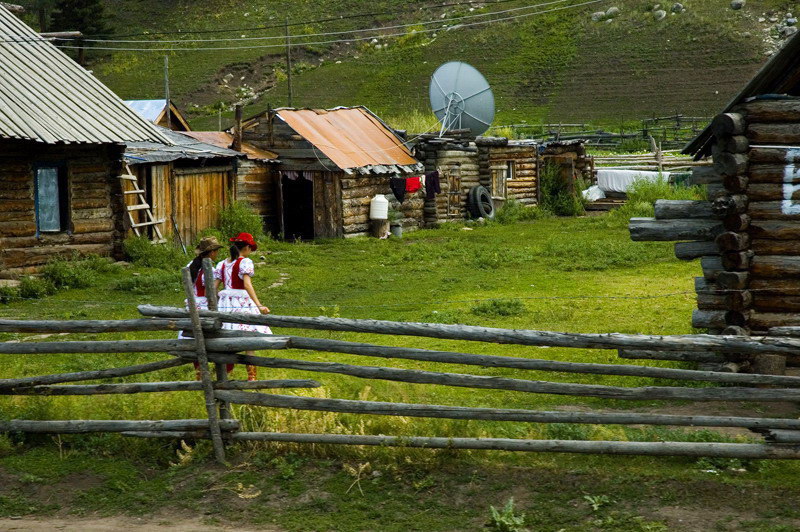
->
[605,18,613,23]
[591,11,605,21]
[0,279,20,288]
[758,16,765,22]
[783,25,798,36]
[605,6,620,17]
[787,17,797,25]
[671,2,683,13]
[730,0,745,9]
[653,9,667,20]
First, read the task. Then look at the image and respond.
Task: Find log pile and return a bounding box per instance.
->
[629,97,800,374]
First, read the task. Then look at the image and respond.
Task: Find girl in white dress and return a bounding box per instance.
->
[216,232,271,381]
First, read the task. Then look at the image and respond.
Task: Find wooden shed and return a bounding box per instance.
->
[124,128,243,246]
[414,133,541,224]
[181,131,279,231]
[124,99,192,132]
[241,106,423,239]
[0,5,169,277]
[630,30,800,374]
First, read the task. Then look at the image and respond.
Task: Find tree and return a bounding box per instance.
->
[49,0,111,37]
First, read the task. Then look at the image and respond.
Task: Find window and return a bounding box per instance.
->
[507,160,517,181]
[35,165,68,233]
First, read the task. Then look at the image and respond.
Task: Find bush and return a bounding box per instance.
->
[493,200,550,225]
[539,163,585,216]
[18,276,56,300]
[0,286,19,304]
[123,236,187,270]
[219,200,265,243]
[113,271,181,295]
[471,299,527,317]
[41,257,94,289]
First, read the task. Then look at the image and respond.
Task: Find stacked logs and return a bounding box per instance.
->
[629,98,800,374]
[415,134,479,224]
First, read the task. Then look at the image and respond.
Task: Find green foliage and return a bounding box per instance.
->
[487,498,527,532]
[218,200,266,243]
[18,276,56,300]
[0,286,19,305]
[41,258,94,290]
[471,299,526,317]
[123,236,187,270]
[605,177,706,228]
[585,494,613,512]
[539,163,585,216]
[50,0,111,37]
[112,271,181,295]
[493,200,550,225]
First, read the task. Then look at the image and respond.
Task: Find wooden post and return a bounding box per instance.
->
[181,267,226,464]
[285,17,293,107]
[203,258,230,420]
[232,105,243,152]
[164,56,172,130]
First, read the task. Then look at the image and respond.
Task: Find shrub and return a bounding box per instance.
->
[219,200,265,243]
[18,276,56,300]
[123,236,187,270]
[471,299,526,317]
[113,271,181,295]
[539,163,585,216]
[493,200,550,225]
[486,498,527,532]
[41,257,94,289]
[0,286,19,304]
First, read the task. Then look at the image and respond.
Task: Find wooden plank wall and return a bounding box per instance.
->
[0,140,124,277]
[237,160,277,230]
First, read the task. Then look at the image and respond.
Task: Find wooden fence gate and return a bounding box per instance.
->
[4,260,800,462]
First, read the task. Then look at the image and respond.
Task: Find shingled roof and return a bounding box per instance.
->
[684,32,800,157]
[0,5,168,145]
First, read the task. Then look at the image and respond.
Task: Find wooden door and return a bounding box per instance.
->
[446,167,462,218]
[312,171,343,238]
[173,166,232,245]
[149,164,171,238]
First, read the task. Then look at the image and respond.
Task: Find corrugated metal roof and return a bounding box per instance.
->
[124,100,167,122]
[182,131,278,161]
[126,128,241,164]
[684,32,800,156]
[275,106,421,173]
[0,6,168,145]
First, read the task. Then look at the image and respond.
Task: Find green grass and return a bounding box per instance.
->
[2,215,800,529]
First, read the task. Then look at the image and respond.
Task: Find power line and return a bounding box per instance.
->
[50,0,574,44]
[97,0,557,39]
[32,0,606,52]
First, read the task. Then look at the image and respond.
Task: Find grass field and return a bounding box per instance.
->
[3,215,800,530]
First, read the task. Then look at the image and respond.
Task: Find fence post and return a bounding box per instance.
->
[182,267,226,464]
[203,258,231,420]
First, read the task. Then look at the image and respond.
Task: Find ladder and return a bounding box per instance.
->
[120,163,166,242]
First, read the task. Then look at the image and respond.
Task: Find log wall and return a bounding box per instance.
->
[629,97,800,373]
[237,159,278,232]
[0,139,125,278]
[481,140,538,206]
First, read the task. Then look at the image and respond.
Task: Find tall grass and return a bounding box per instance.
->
[539,163,585,216]
[385,110,440,135]
[604,177,705,227]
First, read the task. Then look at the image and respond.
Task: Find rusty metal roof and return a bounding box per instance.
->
[181,131,278,161]
[0,6,168,145]
[275,106,421,174]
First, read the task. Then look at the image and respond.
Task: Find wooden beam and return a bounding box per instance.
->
[1,379,320,395]
[0,318,219,334]
[0,419,238,434]
[629,218,723,241]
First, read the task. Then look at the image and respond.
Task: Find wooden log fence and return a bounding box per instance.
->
[7,272,800,460]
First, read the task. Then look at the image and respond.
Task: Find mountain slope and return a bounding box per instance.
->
[31,0,793,130]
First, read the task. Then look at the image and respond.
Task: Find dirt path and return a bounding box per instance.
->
[0,516,282,531]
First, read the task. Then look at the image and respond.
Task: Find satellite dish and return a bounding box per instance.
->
[429,61,495,137]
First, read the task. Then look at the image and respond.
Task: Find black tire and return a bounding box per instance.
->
[467,186,494,219]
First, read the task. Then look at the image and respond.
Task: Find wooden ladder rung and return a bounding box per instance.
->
[127,204,152,211]
[119,175,139,181]
[124,189,146,195]
[130,219,166,228]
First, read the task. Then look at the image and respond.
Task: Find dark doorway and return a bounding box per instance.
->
[281,173,315,240]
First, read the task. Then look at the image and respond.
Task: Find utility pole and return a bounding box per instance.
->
[285,17,293,107]
[164,56,172,129]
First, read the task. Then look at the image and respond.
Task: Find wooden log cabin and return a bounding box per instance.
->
[124,100,192,132]
[0,5,169,277]
[241,106,423,239]
[124,128,255,246]
[629,31,800,374]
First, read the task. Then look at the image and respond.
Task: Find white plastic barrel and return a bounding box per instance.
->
[369,194,389,220]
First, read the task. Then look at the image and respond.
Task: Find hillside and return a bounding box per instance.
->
[27,0,797,131]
